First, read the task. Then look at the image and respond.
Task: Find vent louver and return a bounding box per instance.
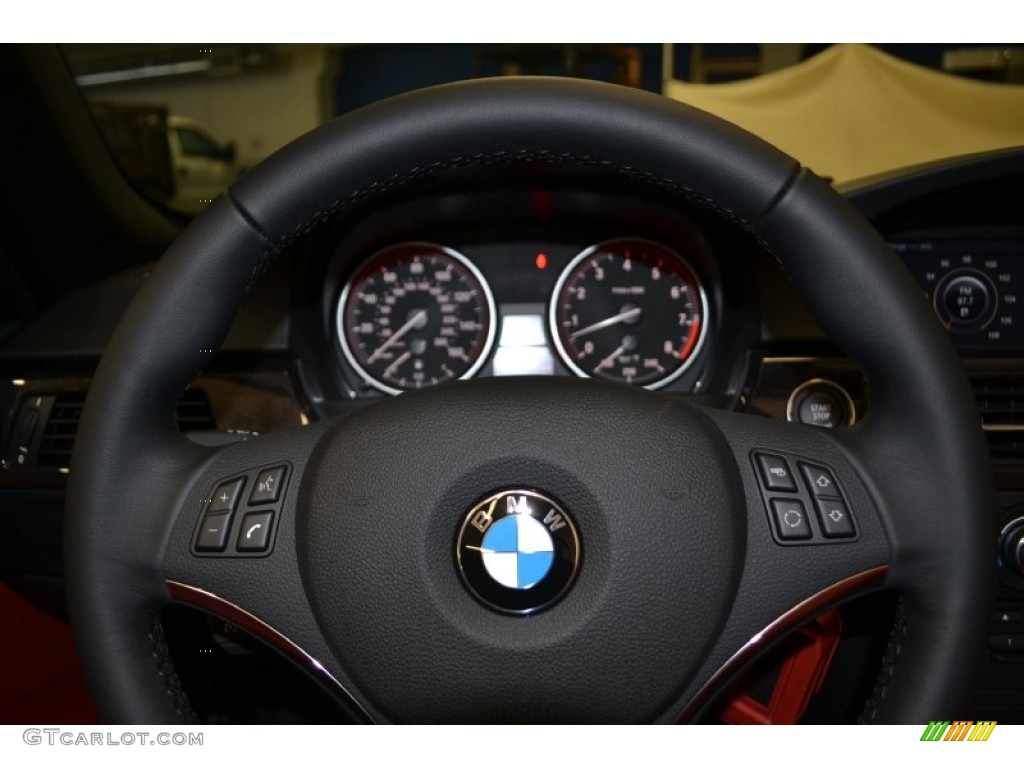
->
[971,374,1024,463]
[36,391,86,468]
[36,389,216,470]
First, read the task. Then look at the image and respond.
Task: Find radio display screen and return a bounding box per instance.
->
[893,240,1024,351]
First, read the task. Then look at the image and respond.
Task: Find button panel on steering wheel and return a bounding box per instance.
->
[192,463,290,557]
[752,451,858,545]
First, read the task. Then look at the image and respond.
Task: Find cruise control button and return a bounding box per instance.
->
[800,463,841,499]
[770,499,811,541]
[813,498,855,538]
[196,512,232,552]
[755,453,797,492]
[249,466,285,505]
[237,511,274,552]
[208,478,245,512]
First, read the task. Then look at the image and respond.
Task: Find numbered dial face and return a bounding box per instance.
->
[550,239,709,389]
[934,269,998,331]
[338,243,497,395]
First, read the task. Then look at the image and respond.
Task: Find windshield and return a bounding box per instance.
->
[60,43,1024,216]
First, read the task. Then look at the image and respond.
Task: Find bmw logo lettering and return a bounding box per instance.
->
[456,489,581,615]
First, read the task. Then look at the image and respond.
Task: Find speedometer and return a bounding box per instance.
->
[337,243,497,395]
[549,239,709,389]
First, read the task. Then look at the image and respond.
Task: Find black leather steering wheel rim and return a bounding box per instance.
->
[66,77,992,723]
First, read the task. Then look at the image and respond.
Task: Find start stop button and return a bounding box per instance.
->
[786,379,856,429]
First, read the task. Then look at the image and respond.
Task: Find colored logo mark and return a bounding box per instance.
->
[920,721,996,742]
[480,513,555,590]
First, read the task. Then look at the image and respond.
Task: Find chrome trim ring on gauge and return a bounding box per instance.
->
[548,238,710,390]
[336,243,498,395]
[931,268,1000,333]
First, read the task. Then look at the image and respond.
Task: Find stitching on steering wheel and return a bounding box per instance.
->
[858,600,907,724]
[147,617,198,725]
[214,145,912,724]
[231,148,781,293]
[221,148,914,724]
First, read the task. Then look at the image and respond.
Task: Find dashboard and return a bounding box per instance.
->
[2,146,1024,722]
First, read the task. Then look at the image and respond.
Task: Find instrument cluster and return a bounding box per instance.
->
[333,238,712,396]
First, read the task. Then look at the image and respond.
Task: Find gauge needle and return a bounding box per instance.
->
[367,309,427,363]
[568,306,642,340]
[594,345,626,372]
[382,351,411,379]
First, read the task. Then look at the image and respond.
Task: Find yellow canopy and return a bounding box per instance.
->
[666,44,1024,184]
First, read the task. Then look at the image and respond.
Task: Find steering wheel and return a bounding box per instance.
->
[65,78,992,724]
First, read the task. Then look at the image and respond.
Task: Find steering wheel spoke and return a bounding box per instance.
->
[667,408,892,721]
[155,423,372,719]
[165,428,316,568]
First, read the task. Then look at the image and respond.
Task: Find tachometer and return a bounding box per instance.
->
[337,243,497,395]
[549,239,709,389]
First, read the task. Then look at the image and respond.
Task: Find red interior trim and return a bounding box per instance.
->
[674,564,889,723]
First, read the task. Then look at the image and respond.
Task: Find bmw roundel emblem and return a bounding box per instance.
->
[456,489,581,615]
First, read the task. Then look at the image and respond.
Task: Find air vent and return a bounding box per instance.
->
[35,388,216,470]
[986,431,1024,463]
[36,392,86,469]
[972,374,1024,462]
[176,389,218,432]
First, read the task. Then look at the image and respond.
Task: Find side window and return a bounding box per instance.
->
[176,127,223,159]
